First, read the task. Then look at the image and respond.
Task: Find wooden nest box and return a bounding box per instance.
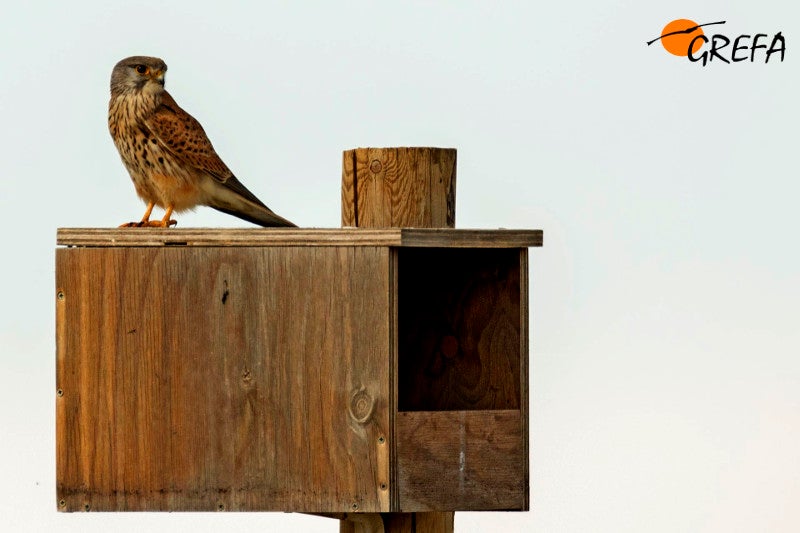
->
[56,148,542,523]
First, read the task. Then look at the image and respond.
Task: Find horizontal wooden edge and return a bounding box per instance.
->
[56,228,543,248]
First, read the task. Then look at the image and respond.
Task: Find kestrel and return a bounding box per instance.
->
[108,56,295,227]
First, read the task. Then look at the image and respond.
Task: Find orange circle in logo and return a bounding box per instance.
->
[660,19,705,56]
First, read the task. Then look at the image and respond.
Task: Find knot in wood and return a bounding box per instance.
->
[369,159,382,174]
[441,335,459,359]
[241,367,253,387]
[349,387,374,423]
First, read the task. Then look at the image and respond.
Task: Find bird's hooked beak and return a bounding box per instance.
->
[153,70,165,86]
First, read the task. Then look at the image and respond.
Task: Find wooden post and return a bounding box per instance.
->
[342,147,456,229]
[340,147,456,532]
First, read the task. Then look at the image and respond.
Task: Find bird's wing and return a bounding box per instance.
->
[145,91,268,208]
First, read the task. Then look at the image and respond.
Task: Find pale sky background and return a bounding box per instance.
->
[2,1,799,532]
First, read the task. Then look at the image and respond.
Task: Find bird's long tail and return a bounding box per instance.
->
[203,174,297,227]
[210,203,296,227]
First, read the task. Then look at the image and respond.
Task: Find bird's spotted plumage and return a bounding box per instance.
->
[108,55,295,227]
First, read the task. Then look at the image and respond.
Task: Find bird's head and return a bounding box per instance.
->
[110,56,168,97]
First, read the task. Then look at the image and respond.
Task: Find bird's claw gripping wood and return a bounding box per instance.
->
[118,202,176,228]
[118,219,177,228]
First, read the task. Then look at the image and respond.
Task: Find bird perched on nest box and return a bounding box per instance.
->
[108,55,295,228]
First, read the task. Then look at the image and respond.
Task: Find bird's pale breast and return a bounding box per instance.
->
[109,94,204,211]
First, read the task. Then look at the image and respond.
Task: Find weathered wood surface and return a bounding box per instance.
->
[55,145,535,525]
[56,246,391,512]
[397,248,522,412]
[342,148,456,228]
[56,228,542,249]
[396,411,524,511]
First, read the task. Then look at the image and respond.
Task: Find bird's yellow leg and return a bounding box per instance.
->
[139,205,177,227]
[119,201,155,228]
[159,205,178,227]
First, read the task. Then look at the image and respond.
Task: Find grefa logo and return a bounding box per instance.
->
[647,19,786,66]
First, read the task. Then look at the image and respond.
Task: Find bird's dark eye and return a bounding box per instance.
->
[135,65,148,75]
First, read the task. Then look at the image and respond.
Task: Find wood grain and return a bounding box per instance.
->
[396,411,524,511]
[342,149,357,226]
[342,148,456,228]
[56,228,542,249]
[56,245,390,512]
[342,147,458,530]
[429,148,456,228]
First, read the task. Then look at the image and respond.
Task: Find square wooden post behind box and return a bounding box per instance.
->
[56,147,542,519]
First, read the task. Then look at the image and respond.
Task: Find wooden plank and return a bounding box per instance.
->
[396,411,524,511]
[389,250,400,513]
[56,228,543,249]
[56,228,402,248]
[400,229,541,248]
[519,249,530,511]
[56,245,390,512]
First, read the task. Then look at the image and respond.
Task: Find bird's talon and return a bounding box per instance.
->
[119,220,176,228]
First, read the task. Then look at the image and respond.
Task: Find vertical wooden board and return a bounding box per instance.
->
[396,410,524,511]
[389,249,400,513]
[56,246,390,512]
[429,149,456,228]
[520,249,530,511]
[56,249,121,509]
[342,149,357,226]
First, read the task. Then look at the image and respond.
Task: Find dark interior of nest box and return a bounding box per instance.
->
[397,247,522,412]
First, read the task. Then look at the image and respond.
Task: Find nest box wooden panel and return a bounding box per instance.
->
[55,227,541,514]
